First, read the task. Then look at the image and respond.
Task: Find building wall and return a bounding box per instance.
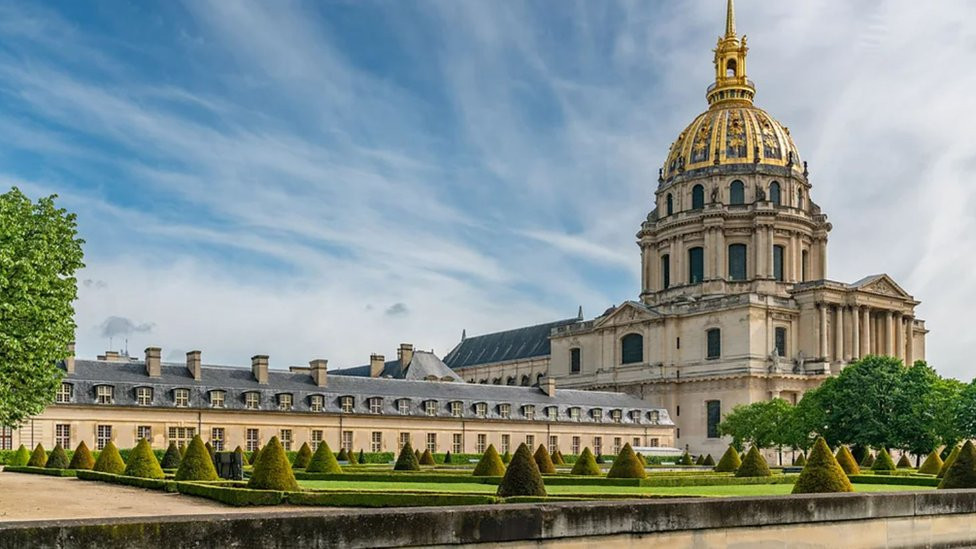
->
[456,356,549,387]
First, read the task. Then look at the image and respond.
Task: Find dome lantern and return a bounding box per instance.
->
[707,0,755,108]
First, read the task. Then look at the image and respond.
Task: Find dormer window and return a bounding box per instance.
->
[499,403,511,419]
[340,396,354,413]
[174,388,190,408]
[523,405,535,420]
[368,397,383,414]
[309,394,324,412]
[210,390,225,409]
[244,392,260,410]
[397,399,410,415]
[611,409,622,423]
[96,385,114,405]
[423,400,438,416]
[450,401,462,417]
[630,410,641,423]
[568,407,580,421]
[277,393,293,411]
[56,383,73,404]
[591,408,603,422]
[475,402,487,418]
[136,387,153,406]
[648,410,660,423]
[546,406,558,420]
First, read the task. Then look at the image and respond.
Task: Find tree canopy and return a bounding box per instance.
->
[0,188,84,427]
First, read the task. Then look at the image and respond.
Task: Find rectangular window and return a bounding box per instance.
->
[55,424,71,448]
[661,255,671,289]
[369,398,382,414]
[649,438,660,448]
[426,433,437,453]
[210,391,225,408]
[569,407,580,421]
[174,388,189,408]
[548,435,558,455]
[475,403,487,418]
[706,329,721,359]
[775,327,788,357]
[96,385,114,405]
[688,247,704,284]
[341,396,354,413]
[571,436,580,455]
[593,436,602,456]
[525,434,534,449]
[371,431,382,452]
[56,383,73,403]
[341,430,353,451]
[278,394,293,411]
[211,427,225,451]
[592,408,603,422]
[136,425,151,443]
[400,432,411,450]
[279,429,293,451]
[136,387,153,406]
[501,434,510,454]
[96,425,112,450]
[425,401,438,416]
[570,348,581,374]
[498,404,510,419]
[311,429,323,450]
[706,400,722,439]
[245,392,260,410]
[611,409,622,423]
[246,428,260,452]
[168,426,195,448]
[523,405,535,420]
[310,395,324,412]
[773,245,785,281]
[613,437,622,454]
[398,399,409,415]
[728,243,747,281]
[633,437,641,448]
[546,407,557,420]
[453,433,463,454]
[476,433,487,453]
[0,426,12,450]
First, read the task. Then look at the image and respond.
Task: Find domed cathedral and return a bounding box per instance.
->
[445,0,927,458]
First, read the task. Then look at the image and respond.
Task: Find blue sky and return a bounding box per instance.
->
[2,1,975,379]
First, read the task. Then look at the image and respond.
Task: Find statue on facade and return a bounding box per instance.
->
[710,185,719,204]
[755,183,766,201]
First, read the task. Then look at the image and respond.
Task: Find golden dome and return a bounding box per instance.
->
[661,0,804,183]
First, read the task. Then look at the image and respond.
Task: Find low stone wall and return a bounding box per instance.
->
[3,491,976,548]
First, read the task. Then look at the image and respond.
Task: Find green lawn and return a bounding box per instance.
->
[297,480,933,497]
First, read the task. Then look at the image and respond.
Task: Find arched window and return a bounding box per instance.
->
[688,246,704,284]
[706,328,721,359]
[769,181,781,206]
[621,333,643,364]
[691,185,705,209]
[661,254,671,289]
[773,245,785,281]
[728,244,747,281]
[506,376,515,386]
[726,59,737,77]
[520,374,530,386]
[536,373,544,386]
[729,180,745,205]
[492,377,501,385]
[666,193,673,216]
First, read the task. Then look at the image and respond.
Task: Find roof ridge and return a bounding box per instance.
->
[460,317,581,340]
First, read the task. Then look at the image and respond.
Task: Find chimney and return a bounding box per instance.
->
[65,342,76,375]
[397,343,414,370]
[186,351,202,381]
[309,359,328,387]
[251,355,269,384]
[370,354,385,378]
[542,376,556,397]
[145,347,161,377]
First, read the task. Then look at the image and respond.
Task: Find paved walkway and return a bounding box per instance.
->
[0,471,303,521]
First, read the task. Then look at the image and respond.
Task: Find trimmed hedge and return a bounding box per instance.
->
[607,443,646,479]
[27,444,47,468]
[473,444,505,477]
[735,446,771,478]
[293,442,313,469]
[849,474,940,487]
[248,436,298,491]
[792,437,853,494]
[293,472,501,484]
[161,442,182,469]
[552,450,565,466]
[76,469,174,491]
[69,441,95,470]
[501,450,511,464]
[918,450,944,475]
[394,441,421,471]
[570,447,601,476]
[419,449,436,466]
[93,441,126,475]
[497,443,545,497]
[124,439,165,479]
[335,448,347,462]
[175,435,219,481]
[46,444,70,469]
[714,446,741,472]
[533,444,556,475]
[678,451,693,466]
[443,451,453,464]
[938,440,976,489]
[288,491,498,508]
[694,454,704,466]
[872,448,896,472]
[3,465,77,477]
[938,446,960,479]
[835,446,860,476]
[306,442,342,474]
[177,482,284,506]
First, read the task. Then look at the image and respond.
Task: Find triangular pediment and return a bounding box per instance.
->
[594,301,660,328]
[851,274,912,299]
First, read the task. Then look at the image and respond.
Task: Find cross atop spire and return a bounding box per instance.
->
[725,0,736,38]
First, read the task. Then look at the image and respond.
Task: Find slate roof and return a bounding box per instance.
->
[443,317,583,370]
[58,358,673,426]
[330,351,462,382]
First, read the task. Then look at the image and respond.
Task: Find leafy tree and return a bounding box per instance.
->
[955,378,976,441]
[818,356,904,450]
[719,398,794,450]
[891,361,941,458]
[0,188,85,428]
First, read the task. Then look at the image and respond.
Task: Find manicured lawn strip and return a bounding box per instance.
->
[76,470,176,491]
[849,475,940,487]
[3,466,76,477]
[176,482,285,506]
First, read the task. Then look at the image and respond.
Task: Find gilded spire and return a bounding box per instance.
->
[725,0,736,38]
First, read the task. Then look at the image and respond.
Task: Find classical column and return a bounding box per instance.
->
[851,306,860,360]
[834,305,844,364]
[716,230,726,280]
[767,227,775,278]
[790,234,799,282]
[885,311,895,356]
[861,308,871,357]
[754,227,764,278]
[906,317,915,364]
[818,238,828,278]
[895,314,906,363]
[819,304,829,361]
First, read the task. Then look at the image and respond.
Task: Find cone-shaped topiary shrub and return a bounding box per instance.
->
[420,449,436,466]
[792,437,854,494]
[533,444,556,474]
[205,442,216,463]
[637,452,646,467]
[161,442,182,469]
[394,441,421,471]
[293,442,313,469]
[234,446,246,466]
[918,450,944,475]
[570,447,601,476]
[248,436,298,491]
[68,441,95,470]
[938,446,961,479]
[703,454,715,466]
[413,449,421,463]
[175,435,219,481]
[714,445,741,472]
[694,454,705,465]
[27,444,47,467]
[938,440,976,489]
[501,450,512,464]
[443,451,452,464]
[179,444,186,457]
[871,448,896,472]
[552,450,565,465]
[860,452,875,468]
[93,441,126,474]
[896,453,913,468]
[835,446,860,476]
[358,449,366,464]
[472,444,506,476]
[794,453,807,467]
[306,443,342,474]
[46,443,69,469]
[735,446,771,477]
[678,451,693,466]
[607,443,646,479]
[335,447,348,462]
[10,445,31,466]
[497,443,546,497]
[124,439,165,479]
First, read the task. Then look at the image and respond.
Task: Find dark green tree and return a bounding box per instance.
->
[938,440,976,489]
[419,448,435,466]
[0,188,85,428]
